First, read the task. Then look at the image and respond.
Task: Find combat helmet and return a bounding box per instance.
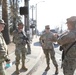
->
[66,16,76,25]
[45,25,50,29]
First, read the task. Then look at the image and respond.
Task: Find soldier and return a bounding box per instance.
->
[57,16,76,75]
[40,25,58,74]
[0,19,10,75]
[13,22,28,74]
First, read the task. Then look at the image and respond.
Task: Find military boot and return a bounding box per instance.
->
[16,65,20,74]
[55,66,58,75]
[21,66,28,71]
[21,62,28,71]
[45,66,50,71]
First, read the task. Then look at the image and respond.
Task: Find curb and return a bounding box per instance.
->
[26,49,44,75]
[6,36,44,75]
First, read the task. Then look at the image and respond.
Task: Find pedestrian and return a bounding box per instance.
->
[40,25,58,74]
[13,22,28,74]
[0,19,10,75]
[57,16,76,75]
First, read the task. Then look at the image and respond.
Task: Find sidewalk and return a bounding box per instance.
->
[5,36,43,75]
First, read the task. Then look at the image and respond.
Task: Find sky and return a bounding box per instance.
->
[20,0,76,32]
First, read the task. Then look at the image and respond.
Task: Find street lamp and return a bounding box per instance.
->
[30,5,35,38]
[35,1,45,37]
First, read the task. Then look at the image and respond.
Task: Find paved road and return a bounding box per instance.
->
[4,37,76,75]
[31,51,64,75]
[5,36,43,75]
[31,47,76,75]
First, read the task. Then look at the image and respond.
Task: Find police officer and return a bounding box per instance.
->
[57,16,76,75]
[13,22,28,74]
[40,25,58,74]
[0,19,10,75]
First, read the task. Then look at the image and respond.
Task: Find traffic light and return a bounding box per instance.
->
[20,6,28,15]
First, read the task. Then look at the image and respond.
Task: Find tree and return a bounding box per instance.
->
[0,0,1,5]
[2,0,11,44]
[9,0,22,32]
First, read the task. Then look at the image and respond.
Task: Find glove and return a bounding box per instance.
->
[59,46,63,51]
[5,58,12,68]
[5,58,10,62]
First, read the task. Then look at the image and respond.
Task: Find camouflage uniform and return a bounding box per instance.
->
[57,16,76,75]
[0,19,8,75]
[13,22,28,74]
[40,25,58,74]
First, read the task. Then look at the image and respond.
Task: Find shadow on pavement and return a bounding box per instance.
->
[42,71,47,75]
[11,69,28,75]
[33,42,41,46]
[11,71,17,75]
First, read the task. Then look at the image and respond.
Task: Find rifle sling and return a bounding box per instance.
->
[65,40,76,56]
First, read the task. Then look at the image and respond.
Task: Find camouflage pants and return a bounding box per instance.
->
[43,49,58,67]
[63,58,76,75]
[15,47,26,65]
[0,63,5,75]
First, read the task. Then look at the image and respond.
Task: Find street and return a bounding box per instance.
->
[5,38,76,75]
[31,50,64,75]
[31,47,76,75]
[5,36,43,75]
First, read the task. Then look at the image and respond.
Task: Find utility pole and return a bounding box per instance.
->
[24,0,29,32]
[35,1,45,37]
[30,5,34,37]
[35,4,37,37]
[24,0,31,54]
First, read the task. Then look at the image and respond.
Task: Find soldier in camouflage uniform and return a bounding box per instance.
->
[40,25,58,74]
[57,16,76,75]
[0,19,10,75]
[13,22,28,74]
